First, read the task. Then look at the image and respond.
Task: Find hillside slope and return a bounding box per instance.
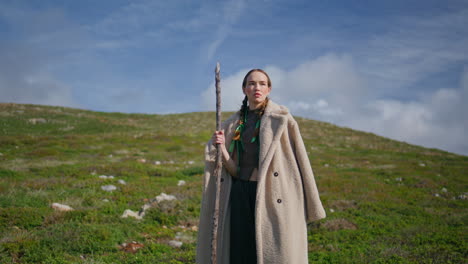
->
[0,103,466,263]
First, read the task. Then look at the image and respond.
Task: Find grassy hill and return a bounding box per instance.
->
[0,103,466,263]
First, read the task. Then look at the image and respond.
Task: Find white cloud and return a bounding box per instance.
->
[358,8,468,92]
[201,68,249,111]
[201,57,468,155]
[204,0,246,61]
[201,53,365,117]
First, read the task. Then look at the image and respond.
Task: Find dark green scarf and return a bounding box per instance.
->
[228,110,261,175]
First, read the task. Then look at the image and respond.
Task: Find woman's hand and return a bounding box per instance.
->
[212,130,226,146]
[211,130,237,177]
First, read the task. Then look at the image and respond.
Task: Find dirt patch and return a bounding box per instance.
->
[321,218,358,231]
[328,200,358,211]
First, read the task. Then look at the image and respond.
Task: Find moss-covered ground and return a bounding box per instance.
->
[0,103,466,263]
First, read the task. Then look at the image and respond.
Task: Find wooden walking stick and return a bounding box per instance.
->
[210,62,223,264]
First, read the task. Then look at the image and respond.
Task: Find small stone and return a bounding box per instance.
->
[99,175,108,179]
[434,193,440,197]
[108,175,115,179]
[108,154,113,158]
[168,240,183,248]
[101,185,117,192]
[141,204,151,212]
[154,161,161,165]
[441,188,448,193]
[102,199,109,202]
[168,160,175,164]
[395,177,403,182]
[51,203,74,212]
[163,225,167,229]
[177,180,186,186]
[28,118,47,124]
[329,208,335,213]
[191,226,198,231]
[121,209,143,220]
[155,193,177,202]
[187,161,194,165]
[138,158,146,163]
[118,179,126,185]
[419,163,426,167]
[324,164,329,167]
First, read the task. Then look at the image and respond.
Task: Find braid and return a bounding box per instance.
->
[252,97,269,139]
[232,96,248,141]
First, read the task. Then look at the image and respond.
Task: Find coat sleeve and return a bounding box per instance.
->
[203,139,217,191]
[291,121,326,223]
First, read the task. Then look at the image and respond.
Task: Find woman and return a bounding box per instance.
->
[196,69,326,264]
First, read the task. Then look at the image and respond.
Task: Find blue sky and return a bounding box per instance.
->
[1,0,467,155]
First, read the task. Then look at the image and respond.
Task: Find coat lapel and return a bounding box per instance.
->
[258,102,288,175]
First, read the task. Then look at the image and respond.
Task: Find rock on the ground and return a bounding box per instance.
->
[121,209,144,220]
[99,175,109,179]
[155,193,177,202]
[101,185,117,192]
[177,180,186,186]
[51,203,74,212]
[118,179,126,185]
[28,118,47,124]
[168,240,183,248]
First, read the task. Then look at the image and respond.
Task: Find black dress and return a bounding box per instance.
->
[230,109,259,264]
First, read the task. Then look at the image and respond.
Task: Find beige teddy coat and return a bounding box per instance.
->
[196,101,326,264]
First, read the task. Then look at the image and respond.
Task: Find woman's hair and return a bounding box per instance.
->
[232,69,271,141]
[242,69,272,88]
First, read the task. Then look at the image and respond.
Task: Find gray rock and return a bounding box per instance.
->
[101,185,117,192]
[177,180,186,186]
[51,203,74,212]
[168,240,183,248]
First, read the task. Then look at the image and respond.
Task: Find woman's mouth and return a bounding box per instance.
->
[254,93,262,97]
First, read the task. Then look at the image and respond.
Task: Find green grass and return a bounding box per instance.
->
[0,103,466,263]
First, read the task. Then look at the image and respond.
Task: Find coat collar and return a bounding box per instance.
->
[258,100,289,170]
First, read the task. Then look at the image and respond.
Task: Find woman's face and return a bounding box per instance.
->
[243,71,271,109]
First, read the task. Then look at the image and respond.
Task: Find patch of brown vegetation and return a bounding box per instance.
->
[321,218,358,231]
[328,200,358,211]
[119,241,144,253]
